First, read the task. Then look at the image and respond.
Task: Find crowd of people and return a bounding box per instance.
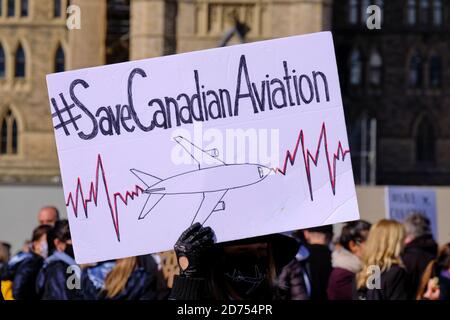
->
[0,206,449,300]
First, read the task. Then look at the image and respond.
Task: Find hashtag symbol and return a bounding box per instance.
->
[51,93,82,136]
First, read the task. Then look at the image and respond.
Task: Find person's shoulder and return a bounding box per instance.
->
[130,267,153,283]
[383,264,408,282]
[21,253,43,266]
[46,260,69,273]
[331,267,355,278]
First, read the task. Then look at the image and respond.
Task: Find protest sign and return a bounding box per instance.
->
[385,186,438,239]
[46,31,359,263]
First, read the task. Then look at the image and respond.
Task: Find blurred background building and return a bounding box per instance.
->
[0,0,332,183]
[334,0,450,186]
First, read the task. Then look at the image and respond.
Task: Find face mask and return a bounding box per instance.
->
[40,241,48,259]
[64,244,74,259]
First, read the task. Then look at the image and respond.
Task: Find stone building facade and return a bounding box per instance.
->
[130,0,332,59]
[0,0,69,183]
[333,0,450,185]
[0,0,332,183]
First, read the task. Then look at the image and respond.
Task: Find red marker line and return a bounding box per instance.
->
[275,122,351,201]
[65,154,143,241]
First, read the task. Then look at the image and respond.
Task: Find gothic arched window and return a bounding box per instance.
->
[54,0,62,18]
[348,0,359,25]
[432,0,443,26]
[409,51,423,88]
[55,45,65,73]
[369,50,383,86]
[429,55,442,87]
[350,49,363,86]
[0,109,18,155]
[15,44,26,78]
[0,44,5,78]
[419,0,430,25]
[7,0,15,17]
[20,0,28,17]
[407,0,417,25]
[416,117,435,164]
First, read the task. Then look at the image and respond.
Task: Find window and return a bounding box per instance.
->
[20,0,28,17]
[419,0,430,25]
[375,0,384,21]
[432,0,442,26]
[15,44,25,78]
[348,0,358,25]
[55,45,65,72]
[429,55,442,87]
[54,0,62,18]
[369,51,383,86]
[0,45,5,78]
[361,0,369,24]
[415,117,435,164]
[7,0,15,17]
[350,49,363,86]
[409,52,422,88]
[407,0,417,25]
[0,109,18,155]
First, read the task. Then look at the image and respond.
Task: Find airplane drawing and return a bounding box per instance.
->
[130,136,273,225]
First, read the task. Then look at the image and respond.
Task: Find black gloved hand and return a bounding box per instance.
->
[174,222,215,278]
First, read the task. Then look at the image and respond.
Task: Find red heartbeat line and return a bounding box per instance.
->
[65,154,144,241]
[66,122,349,240]
[274,122,351,201]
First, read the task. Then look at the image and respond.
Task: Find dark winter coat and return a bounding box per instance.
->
[1,252,43,300]
[401,234,438,296]
[306,244,332,300]
[439,270,450,300]
[36,252,82,300]
[278,245,311,300]
[81,258,159,300]
[355,264,409,300]
[327,248,362,300]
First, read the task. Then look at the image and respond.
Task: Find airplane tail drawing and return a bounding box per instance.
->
[130,169,162,188]
[138,193,165,220]
[130,169,165,219]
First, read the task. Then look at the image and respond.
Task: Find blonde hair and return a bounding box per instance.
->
[356,219,405,289]
[102,257,137,298]
[416,260,436,300]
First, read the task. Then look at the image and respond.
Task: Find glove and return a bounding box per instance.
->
[174,222,215,278]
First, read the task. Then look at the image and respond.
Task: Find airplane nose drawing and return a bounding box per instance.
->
[130,136,272,224]
[257,166,272,179]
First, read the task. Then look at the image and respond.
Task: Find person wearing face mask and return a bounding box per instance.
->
[36,220,81,300]
[327,220,371,300]
[1,225,51,300]
[169,223,299,300]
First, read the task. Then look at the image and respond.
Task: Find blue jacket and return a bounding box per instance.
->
[2,252,43,300]
[81,257,159,300]
[36,252,82,300]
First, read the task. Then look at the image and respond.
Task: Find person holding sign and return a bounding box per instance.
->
[169,223,299,300]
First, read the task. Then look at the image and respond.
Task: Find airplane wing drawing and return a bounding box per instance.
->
[190,190,228,225]
[131,136,271,225]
